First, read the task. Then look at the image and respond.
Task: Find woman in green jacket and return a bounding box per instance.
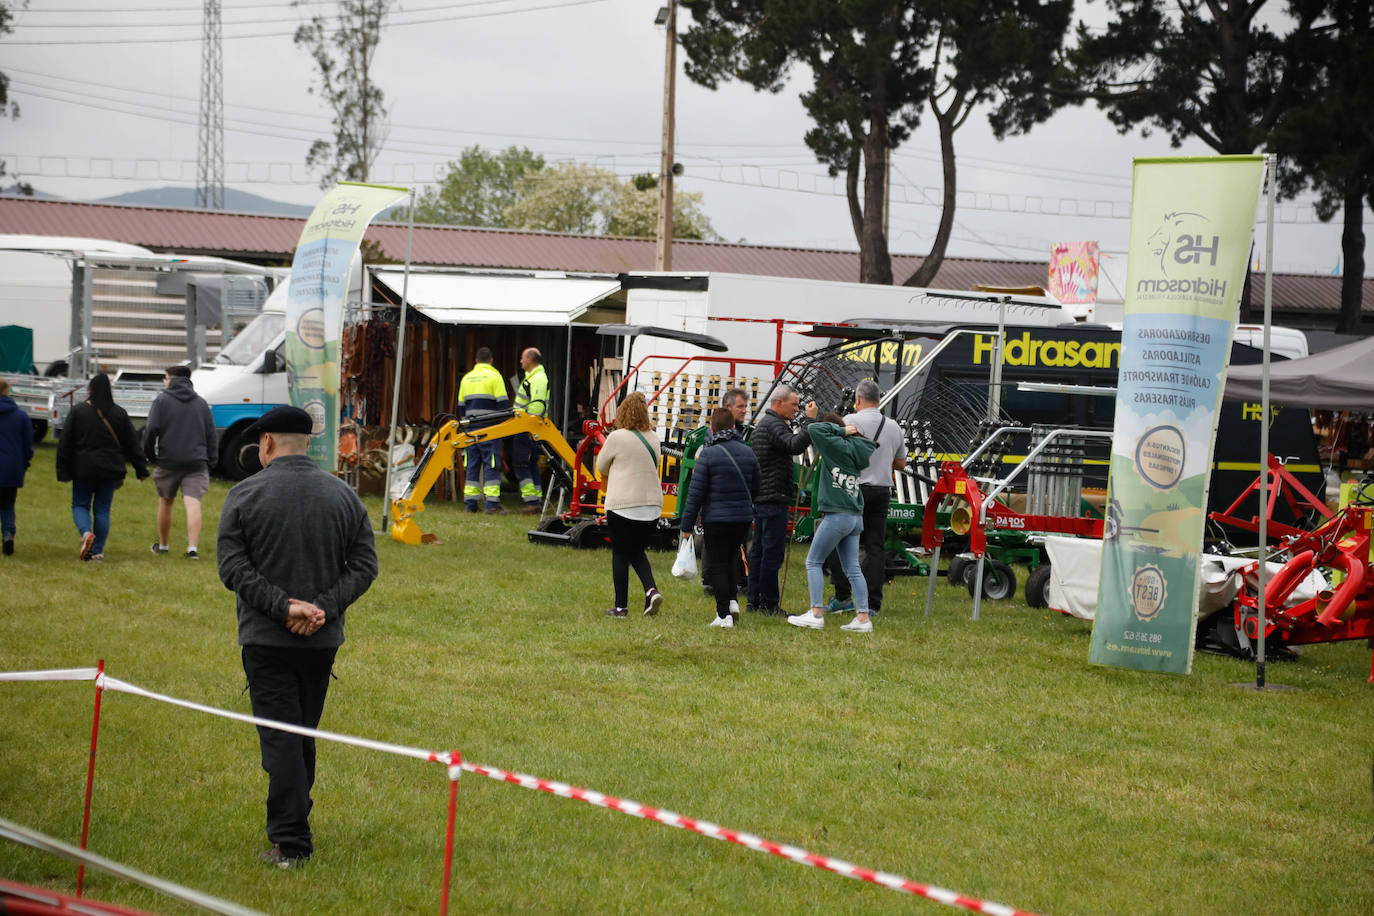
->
[788,413,878,633]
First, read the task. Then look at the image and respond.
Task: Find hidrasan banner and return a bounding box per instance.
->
[1090,156,1264,674]
[287,181,407,470]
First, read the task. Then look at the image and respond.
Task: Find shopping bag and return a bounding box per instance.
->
[671,535,698,580]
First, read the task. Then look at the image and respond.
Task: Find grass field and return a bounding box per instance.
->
[2,440,1373,915]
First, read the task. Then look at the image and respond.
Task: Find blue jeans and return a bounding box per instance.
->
[747,502,791,607]
[72,479,119,555]
[806,512,867,613]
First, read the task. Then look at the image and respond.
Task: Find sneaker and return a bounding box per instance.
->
[258,844,309,870]
[150,542,169,555]
[786,611,825,629]
[2,538,12,556]
[728,599,740,621]
[185,548,199,560]
[840,618,873,633]
[521,504,542,515]
[824,597,855,614]
[485,506,508,515]
[643,588,663,617]
[760,604,788,617]
[79,531,95,560]
[89,554,104,562]
[744,601,759,614]
[605,606,628,618]
[465,503,480,514]
[708,614,734,628]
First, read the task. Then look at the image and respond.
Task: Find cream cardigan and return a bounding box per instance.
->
[596,428,664,512]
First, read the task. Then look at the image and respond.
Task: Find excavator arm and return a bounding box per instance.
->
[391,410,587,544]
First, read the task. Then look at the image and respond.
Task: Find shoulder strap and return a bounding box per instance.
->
[631,430,659,468]
[715,442,754,507]
[94,406,120,446]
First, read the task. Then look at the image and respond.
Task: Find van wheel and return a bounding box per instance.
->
[221,428,262,481]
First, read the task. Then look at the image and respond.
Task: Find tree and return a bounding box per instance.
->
[501,162,620,234]
[1270,0,1374,332]
[294,0,389,189]
[902,0,1072,287]
[683,1,940,284]
[1065,0,1323,155]
[405,146,545,227]
[0,0,32,196]
[607,174,719,240]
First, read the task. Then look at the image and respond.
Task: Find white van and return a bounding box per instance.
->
[1232,324,1309,360]
[191,283,289,478]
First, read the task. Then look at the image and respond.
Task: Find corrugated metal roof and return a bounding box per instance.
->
[1,195,1369,313]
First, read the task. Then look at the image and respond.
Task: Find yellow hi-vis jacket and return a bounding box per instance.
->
[457,362,509,420]
[514,364,549,417]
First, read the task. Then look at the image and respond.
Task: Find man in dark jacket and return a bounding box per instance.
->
[679,407,761,626]
[144,365,218,559]
[0,378,34,556]
[217,405,378,870]
[746,385,817,615]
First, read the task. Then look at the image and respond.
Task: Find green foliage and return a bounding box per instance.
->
[606,182,719,241]
[502,161,620,234]
[404,145,546,227]
[1065,0,1325,154]
[293,0,390,189]
[4,443,1374,914]
[0,0,32,195]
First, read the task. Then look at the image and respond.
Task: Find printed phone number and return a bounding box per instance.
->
[1122,630,1163,644]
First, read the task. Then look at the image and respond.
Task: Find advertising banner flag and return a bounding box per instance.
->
[1090,156,1264,674]
[1048,241,1100,305]
[286,181,407,470]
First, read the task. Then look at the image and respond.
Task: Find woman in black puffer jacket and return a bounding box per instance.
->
[678,408,761,627]
[56,374,149,561]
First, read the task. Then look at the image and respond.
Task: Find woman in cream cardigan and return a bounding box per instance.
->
[595,392,665,618]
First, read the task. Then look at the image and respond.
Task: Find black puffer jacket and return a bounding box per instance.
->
[56,400,149,484]
[750,408,811,505]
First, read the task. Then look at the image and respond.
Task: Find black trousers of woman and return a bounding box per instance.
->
[702,520,751,618]
[607,510,658,610]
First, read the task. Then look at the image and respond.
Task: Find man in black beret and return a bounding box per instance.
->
[217,405,378,869]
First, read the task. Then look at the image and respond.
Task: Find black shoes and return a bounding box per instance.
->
[1,538,12,556]
[259,844,309,870]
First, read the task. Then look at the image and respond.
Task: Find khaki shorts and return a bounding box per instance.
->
[153,466,210,501]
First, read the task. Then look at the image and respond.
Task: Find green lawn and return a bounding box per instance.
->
[2,440,1373,915]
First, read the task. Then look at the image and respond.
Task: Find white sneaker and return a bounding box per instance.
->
[708,615,734,628]
[840,618,873,633]
[728,599,740,621]
[787,611,824,629]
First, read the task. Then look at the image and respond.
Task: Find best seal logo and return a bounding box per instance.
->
[1130,565,1167,622]
[296,308,327,350]
[1135,424,1185,490]
[302,399,326,436]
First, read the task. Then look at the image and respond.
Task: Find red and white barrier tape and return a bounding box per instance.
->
[1,666,1041,916]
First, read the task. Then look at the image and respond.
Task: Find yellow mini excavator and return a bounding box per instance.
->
[390,409,584,544]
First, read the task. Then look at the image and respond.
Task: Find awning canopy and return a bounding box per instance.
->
[373,271,621,326]
[1224,335,1374,410]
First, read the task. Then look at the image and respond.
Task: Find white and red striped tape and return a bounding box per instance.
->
[2,666,1041,916]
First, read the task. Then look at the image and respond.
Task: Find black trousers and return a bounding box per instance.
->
[607,511,657,610]
[703,520,751,617]
[242,645,338,858]
[829,485,891,611]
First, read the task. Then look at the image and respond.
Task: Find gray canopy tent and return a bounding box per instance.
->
[1224,335,1374,410]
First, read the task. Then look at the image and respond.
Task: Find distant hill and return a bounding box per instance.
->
[95,186,314,217]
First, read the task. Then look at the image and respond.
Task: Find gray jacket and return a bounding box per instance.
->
[143,376,218,472]
[217,454,378,649]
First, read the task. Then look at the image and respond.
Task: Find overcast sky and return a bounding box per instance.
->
[2,0,1368,281]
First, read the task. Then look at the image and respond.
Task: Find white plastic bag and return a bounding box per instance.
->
[671,535,698,580]
[388,444,416,501]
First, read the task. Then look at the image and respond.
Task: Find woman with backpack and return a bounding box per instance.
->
[56,373,149,561]
[596,392,666,618]
[678,407,761,628]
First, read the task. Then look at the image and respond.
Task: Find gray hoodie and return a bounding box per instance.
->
[143,376,218,471]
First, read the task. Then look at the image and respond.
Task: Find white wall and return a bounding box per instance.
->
[0,250,78,371]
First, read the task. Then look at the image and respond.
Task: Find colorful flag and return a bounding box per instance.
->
[1048,241,1100,304]
[286,182,407,470]
[1090,156,1265,674]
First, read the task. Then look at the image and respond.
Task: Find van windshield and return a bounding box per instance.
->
[215,311,285,365]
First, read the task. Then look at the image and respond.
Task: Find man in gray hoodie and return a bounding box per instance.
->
[143,365,218,558]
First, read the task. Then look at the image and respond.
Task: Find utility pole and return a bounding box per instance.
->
[196,0,224,210]
[654,1,676,271]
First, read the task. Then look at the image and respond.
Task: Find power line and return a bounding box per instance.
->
[0,0,608,45]
[13,0,539,29]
